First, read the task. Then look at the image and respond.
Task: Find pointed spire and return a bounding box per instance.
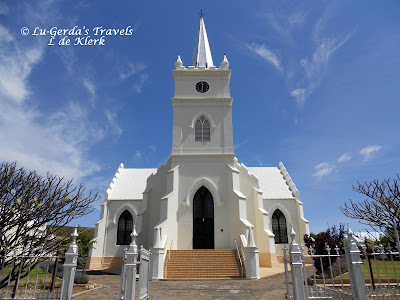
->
[191,15,214,68]
[220,53,229,70]
[175,54,184,69]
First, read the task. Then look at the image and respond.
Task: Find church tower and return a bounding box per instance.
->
[172,15,234,156]
[88,13,309,281]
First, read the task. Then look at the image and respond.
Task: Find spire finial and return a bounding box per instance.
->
[220,53,229,69]
[71,225,78,245]
[191,9,214,68]
[130,224,138,246]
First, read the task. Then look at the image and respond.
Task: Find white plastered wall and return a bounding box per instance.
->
[173,155,234,250]
[102,200,139,258]
[172,68,234,156]
[264,200,298,255]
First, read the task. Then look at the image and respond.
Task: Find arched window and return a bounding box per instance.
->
[272,209,288,244]
[195,116,210,142]
[117,210,133,245]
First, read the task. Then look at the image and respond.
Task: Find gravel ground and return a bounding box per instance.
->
[73,271,288,299]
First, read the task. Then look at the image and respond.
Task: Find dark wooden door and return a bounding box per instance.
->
[193,186,214,249]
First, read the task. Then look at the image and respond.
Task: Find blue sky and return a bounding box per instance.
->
[1,1,399,234]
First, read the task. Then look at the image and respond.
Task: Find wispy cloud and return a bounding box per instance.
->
[104,109,122,137]
[134,150,142,160]
[338,153,352,163]
[360,145,381,161]
[133,73,149,93]
[0,25,44,103]
[264,10,308,45]
[313,146,380,179]
[118,61,149,93]
[0,99,103,180]
[83,77,96,99]
[312,162,335,177]
[234,139,248,151]
[119,62,147,80]
[244,43,282,72]
[291,33,351,107]
[290,88,308,107]
[301,35,351,81]
[248,8,352,108]
[0,3,9,15]
[0,4,108,182]
[58,48,99,106]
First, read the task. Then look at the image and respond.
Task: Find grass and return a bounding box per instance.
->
[339,259,400,280]
[1,264,62,288]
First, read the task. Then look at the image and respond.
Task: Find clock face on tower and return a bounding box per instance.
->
[195,81,209,93]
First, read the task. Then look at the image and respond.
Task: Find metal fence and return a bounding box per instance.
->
[0,226,80,300]
[0,255,62,300]
[138,247,150,300]
[284,226,400,300]
[119,227,151,300]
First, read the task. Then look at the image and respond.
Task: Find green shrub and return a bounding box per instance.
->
[74,272,88,284]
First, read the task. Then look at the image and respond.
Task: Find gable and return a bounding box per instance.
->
[248,167,295,199]
[107,168,157,200]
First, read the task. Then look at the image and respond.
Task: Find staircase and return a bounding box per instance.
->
[164,249,244,279]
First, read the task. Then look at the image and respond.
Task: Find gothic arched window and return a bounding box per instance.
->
[117,210,133,245]
[195,116,210,142]
[272,209,288,244]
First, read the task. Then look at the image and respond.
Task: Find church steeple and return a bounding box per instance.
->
[191,15,214,68]
[172,13,233,156]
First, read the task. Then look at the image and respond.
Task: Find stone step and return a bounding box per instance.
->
[166,265,238,272]
[164,249,244,279]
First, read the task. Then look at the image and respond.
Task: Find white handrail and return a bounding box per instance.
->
[234,239,244,278]
[164,239,173,278]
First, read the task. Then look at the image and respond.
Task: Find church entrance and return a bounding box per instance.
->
[193,186,214,249]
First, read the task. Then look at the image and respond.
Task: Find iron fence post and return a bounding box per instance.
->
[119,248,128,300]
[283,245,291,299]
[121,225,139,300]
[393,222,400,252]
[289,225,306,300]
[346,226,367,300]
[60,226,79,300]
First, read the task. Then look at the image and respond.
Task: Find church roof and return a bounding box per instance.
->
[106,166,296,201]
[191,16,214,68]
[107,168,156,200]
[248,167,296,199]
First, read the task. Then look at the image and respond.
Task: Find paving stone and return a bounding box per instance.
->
[72,271,288,299]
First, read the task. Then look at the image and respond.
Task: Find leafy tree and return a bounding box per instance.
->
[63,230,95,269]
[0,161,99,288]
[304,224,346,277]
[340,175,400,249]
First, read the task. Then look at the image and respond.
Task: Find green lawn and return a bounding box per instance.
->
[340,259,400,280]
[1,264,62,288]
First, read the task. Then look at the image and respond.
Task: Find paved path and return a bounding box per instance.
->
[73,272,288,299]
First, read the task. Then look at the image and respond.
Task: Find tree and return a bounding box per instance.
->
[0,161,99,288]
[63,230,95,269]
[304,224,346,277]
[340,175,400,242]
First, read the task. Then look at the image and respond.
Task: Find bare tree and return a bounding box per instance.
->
[0,161,99,288]
[340,175,400,237]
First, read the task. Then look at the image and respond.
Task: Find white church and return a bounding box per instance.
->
[88,15,309,279]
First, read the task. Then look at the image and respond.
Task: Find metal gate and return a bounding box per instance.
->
[284,226,400,299]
